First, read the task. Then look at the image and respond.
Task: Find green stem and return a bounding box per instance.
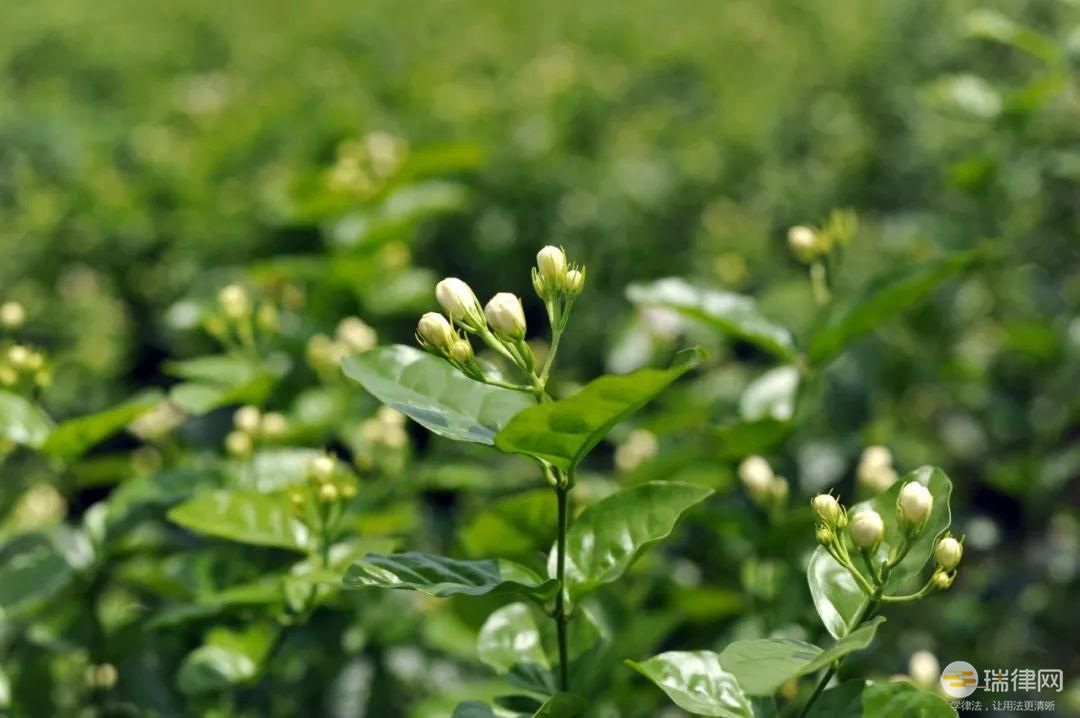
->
[538,326,563,389]
[554,483,570,692]
[798,593,881,718]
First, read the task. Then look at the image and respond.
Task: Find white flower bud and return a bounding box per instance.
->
[376,405,405,428]
[416,312,454,353]
[484,292,527,339]
[0,301,26,329]
[449,339,474,364]
[260,412,288,438]
[565,269,585,296]
[218,284,251,320]
[850,509,884,550]
[737,455,773,495]
[233,405,261,434]
[225,430,253,456]
[908,651,940,689]
[860,445,893,471]
[7,345,30,368]
[932,568,954,590]
[310,455,336,483]
[812,494,843,527]
[317,482,339,503]
[934,535,963,571]
[536,246,568,288]
[787,226,819,261]
[898,481,933,529]
[435,278,484,328]
[336,316,377,353]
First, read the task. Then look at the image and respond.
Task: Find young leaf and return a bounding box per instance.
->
[167,490,310,552]
[41,391,162,463]
[555,482,713,601]
[477,603,552,692]
[808,466,953,638]
[626,278,797,360]
[342,345,534,445]
[344,552,559,599]
[803,680,957,718]
[808,252,977,365]
[717,617,885,695]
[0,390,54,449]
[495,351,702,471]
[532,693,589,717]
[627,651,754,718]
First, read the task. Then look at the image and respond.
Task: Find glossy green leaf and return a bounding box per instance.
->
[177,624,278,694]
[167,490,310,551]
[42,391,162,462]
[808,252,977,365]
[342,345,534,445]
[557,482,713,601]
[344,552,558,599]
[717,617,885,695]
[0,390,53,449]
[495,351,702,471]
[0,533,74,611]
[803,680,957,718]
[627,651,754,718]
[532,693,589,717]
[477,602,549,674]
[451,703,494,718]
[166,354,281,415]
[808,467,953,638]
[627,278,796,360]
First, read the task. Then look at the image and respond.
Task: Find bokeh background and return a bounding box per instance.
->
[1,0,1078,716]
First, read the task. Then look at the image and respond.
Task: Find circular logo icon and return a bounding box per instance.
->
[940,660,979,698]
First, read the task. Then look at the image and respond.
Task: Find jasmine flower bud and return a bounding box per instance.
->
[484,292,527,339]
[812,493,845,528]
[225,430,253,457]
[416,312,454,354]
[336,316,377,353]
[737,455,773,496]
[934,534,963,571]
[233,405,261,434]
[537,246,568,289]
[850,509,884,550]
[815,524,834,547]
[0,301,26,329]
[310,455,336,483]
[787,225,819,262]
[317,482,339,503]
[908,651,940,690]
[7,345,29,368]
[218,284,251,320]
[260,412,288,438]
[435,278,485,330]
[898,481,933,530]
[932,568,955,590]
[449,339,474,364]
[565,268,585,296]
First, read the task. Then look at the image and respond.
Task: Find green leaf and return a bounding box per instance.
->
[557,482,713,601]
[714,418,793,459]
[477,603,553,693]
[803,680,957,718]
[808,252,977,365]
[627,278,796,360]
[717,617,885,695]
[627,651,754,718]
[166,354,281,415]
[495,351,702,472]
[451,703,494,718]
[167,490,310,551]
[739,367,799,422]
[0,390,54,449]
[0,533,74,611]
[342,345,534,445]
[532,693,589,717]
[344,552,558,599]
[42,391,162,462]
[177,624,278,694]
[808,466,953,638]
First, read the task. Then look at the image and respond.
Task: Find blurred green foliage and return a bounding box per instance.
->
[0,0,1078,715]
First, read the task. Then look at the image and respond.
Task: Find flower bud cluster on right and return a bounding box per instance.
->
[812,480,963,602]
[414,246,585,398]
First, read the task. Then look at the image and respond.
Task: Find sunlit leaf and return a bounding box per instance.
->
[477,602,553,694]
[0,390,54,449]
[495,350,702,471]
[176,624,278,694]
[42,391,162,462]
[0,533,74,611]
[627,278,796,360]
[342,345,534,445]
[344,552,558,599]
[167,490,310,551]
[627,651,753,717]
[556,482,713,601]
[739,366,799,422]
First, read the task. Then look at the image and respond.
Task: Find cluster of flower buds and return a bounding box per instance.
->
[414,246,585,393]
[205,284,281,357]
[812,480,962,601]
[737,455,789,508]
[307,315,378,380]
[326,132,409,197]
[288,455,359,552]
[224,404,289,457]
[0,343,51,392]
[857,445,899,494]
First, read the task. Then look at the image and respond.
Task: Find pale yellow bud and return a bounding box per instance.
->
[812,494,843,527]
[935,535,963,571]
[310,455,336,483]
[898,481,933,529]
[218,284,251,320]
[336,316,377,353]
[908,651,940,689]
[260,412,288,438]
[233,405,261,434]
[737,455,773,495]
[0,301,26,329]
[787,225,819,261]
[318,482,339,503]
[565,268,585,296]
[417,312,454,353]
[449,339,473,364]
[225,430,253,456]
[932,568,954,590]
[536,246,567,287]
[7,345,30,368]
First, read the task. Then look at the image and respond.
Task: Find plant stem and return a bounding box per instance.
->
[797,592,880,718]
[554,483,570,692]
[539,325,564,389]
